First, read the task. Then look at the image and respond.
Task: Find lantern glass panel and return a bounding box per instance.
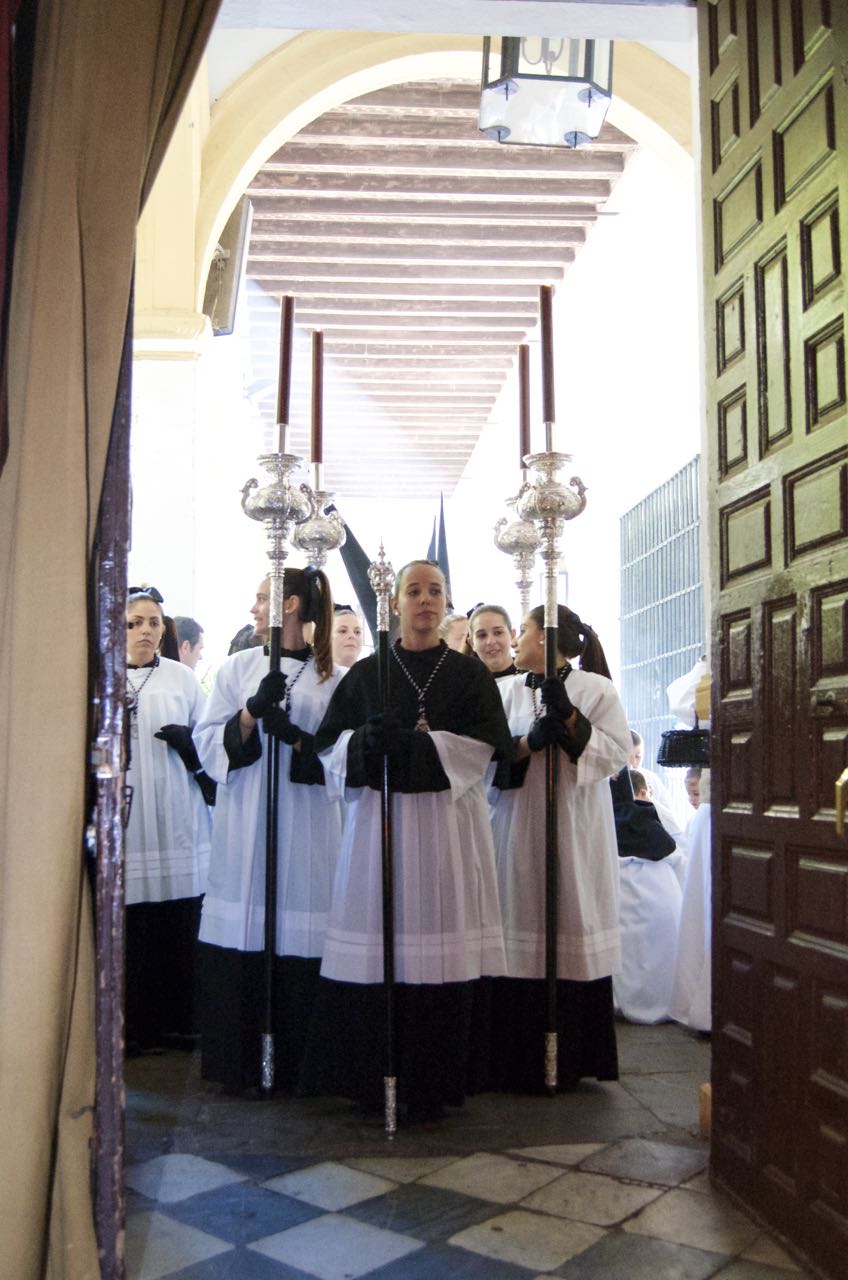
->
[481,36,614,148]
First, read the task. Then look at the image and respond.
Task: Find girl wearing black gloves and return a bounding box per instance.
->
[300,560,512,1120]
[124,586,212,1051]
[193,567,345,1093]
[488,604,631,1091]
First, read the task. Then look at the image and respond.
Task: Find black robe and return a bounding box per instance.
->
[300,642,512,1118]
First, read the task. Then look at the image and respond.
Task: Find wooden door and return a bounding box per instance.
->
[701,4,848,1276]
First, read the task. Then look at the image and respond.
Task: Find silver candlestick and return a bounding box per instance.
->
[241,443,315,1095]
[494,482,542,618]
[513,448,586,1096]
[292,465,346,569]
[241,449,316,626]
[515,452,587,607]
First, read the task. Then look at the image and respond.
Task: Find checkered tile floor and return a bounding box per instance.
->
[125,1139,813,1279]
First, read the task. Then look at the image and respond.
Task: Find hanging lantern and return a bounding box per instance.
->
[480,36,614,149]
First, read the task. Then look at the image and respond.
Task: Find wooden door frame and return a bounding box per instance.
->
[90,297,133,1280]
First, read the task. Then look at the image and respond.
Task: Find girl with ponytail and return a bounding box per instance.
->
[192,566,347,1095]
[485,602,631,1092]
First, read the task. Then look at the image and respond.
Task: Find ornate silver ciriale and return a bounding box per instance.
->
[368,541,395,633]
[494,485,542,617]
[503,446,588,1097]
[241,450,315,628]
[368,540,398,1136]
[516,449,587,638]
[292,486,346,569]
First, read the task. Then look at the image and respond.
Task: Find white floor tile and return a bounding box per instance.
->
[681,1169,712,1194]
[509,1143,606,1167]
[249,1212,423,1280]
[344,1155,461,1183]
[125,1154,247,1204]
[623,1187,762,1254]
[419,1152,562,1204]
[449,1208,605,1273]
[264,1161,397,1211]
[125,1210,232,1280]
[521,1168,663,1225]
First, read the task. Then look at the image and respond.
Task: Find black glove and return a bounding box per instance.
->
[155,723,202,774]
[245,670,287,719]
[262,705,301,745]
[540,676,574,718]
[527,715,569,753]
[193,771,217,806]
[362,711,404,759]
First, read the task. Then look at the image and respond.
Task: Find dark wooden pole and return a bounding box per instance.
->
[518,343,531,467]
[276,295,294,454]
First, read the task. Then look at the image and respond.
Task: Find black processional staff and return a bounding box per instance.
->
[368,543,398,1136]
[240,293,314,1095]
[262,293,293,1096]
[512,285,587,1093]
[539,283,560,1095]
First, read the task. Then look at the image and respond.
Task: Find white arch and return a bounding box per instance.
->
[195,30,693,308]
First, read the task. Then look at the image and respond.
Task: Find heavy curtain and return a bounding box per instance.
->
[0,1,220,1275]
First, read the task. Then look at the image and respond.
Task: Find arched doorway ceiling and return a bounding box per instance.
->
[198,33,692,498]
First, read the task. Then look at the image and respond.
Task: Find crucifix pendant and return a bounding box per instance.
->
[415,702,430,732]
[130,716,139,740]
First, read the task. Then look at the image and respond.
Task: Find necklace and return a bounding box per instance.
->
[391,640,449,732]
[283,654,310,713]
[528,664,571,722]
[126,657,159,738]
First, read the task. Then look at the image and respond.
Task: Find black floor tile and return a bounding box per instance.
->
[364,1241,538,1279]
[165,1249,316,1279]
[206,1152,315,1182]
[552,1230,728,1280]
[159,1182,321,1245]
[345,1182,501,1243]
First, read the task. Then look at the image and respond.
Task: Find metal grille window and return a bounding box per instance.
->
[619,457,704,774]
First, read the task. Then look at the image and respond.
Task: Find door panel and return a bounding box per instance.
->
[701,3,848,1276]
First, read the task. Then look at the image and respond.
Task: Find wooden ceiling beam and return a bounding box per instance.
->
[314,341,524,356]
[294,113,637,151]
[287,387,499,402]
[247,195,605,222]
[246,298,537,318]
[263,142,625,180]
[310,354,516,369]
[248,282,542,300]
[333,83,484,113]
[252,318,536,336]
[248,244,575,265]
[248,262,565,281]
[250,220,586,247]
[247,172,613,199]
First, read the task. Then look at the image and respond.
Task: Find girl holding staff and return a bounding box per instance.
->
[194,567,344,1095]
[301,559,511,1120]
[488,605,630,1090]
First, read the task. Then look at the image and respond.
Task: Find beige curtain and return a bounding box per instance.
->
[0,1,220,1275]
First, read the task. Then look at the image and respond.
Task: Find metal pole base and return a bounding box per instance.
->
[384,1076,397,1137]
[545,1031,558,1095]
[261,1033,275,1096]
